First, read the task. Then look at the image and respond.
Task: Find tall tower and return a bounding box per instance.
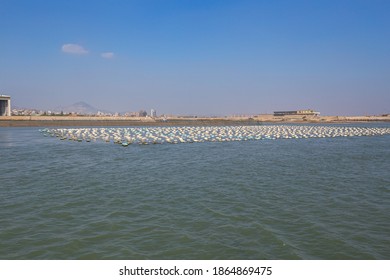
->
[150,109,157,118]
[0,95,11,116]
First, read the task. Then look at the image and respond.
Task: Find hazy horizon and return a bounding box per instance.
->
[9,100,387,117]
[1,0,389,116]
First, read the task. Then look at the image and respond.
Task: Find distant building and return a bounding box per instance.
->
[274,109,320,116]
[150,109,157,118]
[124,112,138,117]
[0,95,11,116]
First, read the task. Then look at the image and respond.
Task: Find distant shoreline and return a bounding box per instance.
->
[0,115,389,127]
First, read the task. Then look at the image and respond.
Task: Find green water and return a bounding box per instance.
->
[0,124,389,259]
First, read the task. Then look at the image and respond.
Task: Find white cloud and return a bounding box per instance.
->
[61,43,89,55]
[101,52,114,59]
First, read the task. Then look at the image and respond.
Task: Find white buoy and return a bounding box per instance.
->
[42,125,390,146]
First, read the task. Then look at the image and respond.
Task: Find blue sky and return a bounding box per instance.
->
[1,0,389,115]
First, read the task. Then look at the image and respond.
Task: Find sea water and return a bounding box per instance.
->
[0,124,389,259]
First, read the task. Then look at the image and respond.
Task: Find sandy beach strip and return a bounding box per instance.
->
[0,115,389,127]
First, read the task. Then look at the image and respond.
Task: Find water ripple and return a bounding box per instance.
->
[1,125,389,259]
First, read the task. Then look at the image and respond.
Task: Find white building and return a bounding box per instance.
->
[0,95,11,116]
[150,109,157,118]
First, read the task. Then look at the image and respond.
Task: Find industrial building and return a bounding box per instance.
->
[274,109,320,116]
[0,95,11,116]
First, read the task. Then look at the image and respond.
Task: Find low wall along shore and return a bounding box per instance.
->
[0,115,389,127]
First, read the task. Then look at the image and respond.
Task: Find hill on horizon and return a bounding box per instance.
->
[56,101,112,115]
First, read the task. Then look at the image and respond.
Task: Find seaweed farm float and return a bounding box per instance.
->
[39,125,390,146]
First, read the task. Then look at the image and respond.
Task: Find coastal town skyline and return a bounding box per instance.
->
[1,0,389,116]
[9,100,318,118]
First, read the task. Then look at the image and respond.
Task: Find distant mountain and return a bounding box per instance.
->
[56,101,111,115]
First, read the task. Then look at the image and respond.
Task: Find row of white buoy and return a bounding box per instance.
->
[39,125,390,146]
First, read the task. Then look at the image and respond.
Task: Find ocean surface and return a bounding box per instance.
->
[1,124,389,259]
